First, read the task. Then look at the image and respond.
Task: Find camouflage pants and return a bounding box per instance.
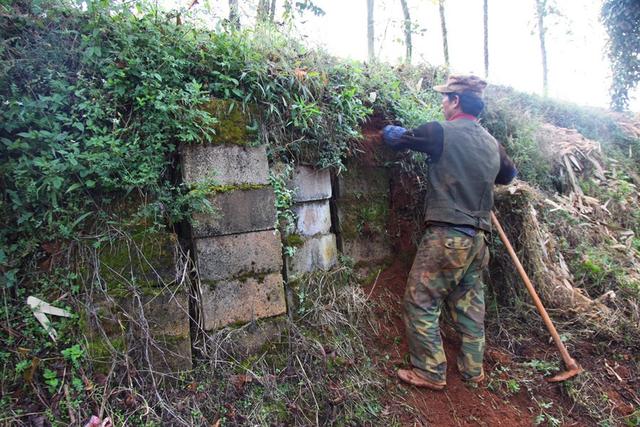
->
[403,225,489,383]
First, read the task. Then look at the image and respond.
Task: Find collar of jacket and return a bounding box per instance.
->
[447,112,478,122]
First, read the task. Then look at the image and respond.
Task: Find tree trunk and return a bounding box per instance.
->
[439,0,449,68]
[229,0,240,29]
[367,0,375,62]
[535,0,549,96]
[269,0,277,21]
[257,0,269,23]
[483,0,489,78]
[399,0,412,63]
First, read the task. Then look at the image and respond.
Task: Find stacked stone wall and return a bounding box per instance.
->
[285,165,338,278]
[88,229,193,374]
[336,165,393,266]
[181,143,287,332]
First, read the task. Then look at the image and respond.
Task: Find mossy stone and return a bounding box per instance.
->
[338,196,390,240]
[284,233,305,248]
[199,98,257,145]
[98,228,178,292]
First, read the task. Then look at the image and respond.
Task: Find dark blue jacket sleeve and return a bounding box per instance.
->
[383,122,444,162]
[495,143,517,184]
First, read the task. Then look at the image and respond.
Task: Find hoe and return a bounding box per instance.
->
[491,212,583,382]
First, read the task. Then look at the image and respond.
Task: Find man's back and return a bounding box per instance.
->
[425,119,500,232]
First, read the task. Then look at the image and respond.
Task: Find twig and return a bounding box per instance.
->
[603,360,622,382]
[63,384,76,425]
[99,359,117,419]
[366,268,382,301]
[295,354,319,426]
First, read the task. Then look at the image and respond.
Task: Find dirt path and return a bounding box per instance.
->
[364,260,590,426]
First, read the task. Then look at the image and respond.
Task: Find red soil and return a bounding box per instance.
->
[364,259,639,426]
[365,260,536,426]
[356,117,639,426]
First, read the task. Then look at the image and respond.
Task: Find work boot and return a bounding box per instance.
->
[397,368,446,391]
[463,370,485,384]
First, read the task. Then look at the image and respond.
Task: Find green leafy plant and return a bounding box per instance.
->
[524,359,560,376]
[61,344,84,369]
[43,369,60,395]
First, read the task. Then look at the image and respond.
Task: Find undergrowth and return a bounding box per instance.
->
[3,0,640,425]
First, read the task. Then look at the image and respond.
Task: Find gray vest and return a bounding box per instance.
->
[425,119,500,232]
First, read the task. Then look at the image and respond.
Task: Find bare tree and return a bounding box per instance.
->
[399,0,412,63]
[229,0,240,28]
[535,0,549,96]
[269,0,277,21]
[367,0,375,62]
[483,0,489,77]
[257,0,270,23]
[438,0,449,68]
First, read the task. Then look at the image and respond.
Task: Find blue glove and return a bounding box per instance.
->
[382,125,407,145]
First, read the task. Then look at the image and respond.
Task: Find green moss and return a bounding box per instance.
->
[339,196,390,240]
[198,98,258,145]
[206,183,267,194]
[98,228,177,290]
[86,335,126,373]
[154,333,190,345]
[284,233,304,248]
[105,279,168,298]
[355,258,393,280]
[202,271,272,290]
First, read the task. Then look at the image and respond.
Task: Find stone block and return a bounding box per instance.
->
[84,288,192,373]
[338,166,389,197]
[141,291,190,337]
[342,234,393,265]
[288,233,338,276]
[181,144,269,186]
[200,272,287,330]
[293,200,332,237]
[291,165,332,202]
[198,99,256,145]
[192,187,276,238]
[205,317,287,360]
[150,333,193,373]
[195,230,283,281]
[336,196,389,241]
[99,229,178,286]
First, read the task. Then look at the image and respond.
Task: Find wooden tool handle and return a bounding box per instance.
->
[491,211,579,370]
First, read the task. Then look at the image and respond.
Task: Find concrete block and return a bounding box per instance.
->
[293,200,331,237]
[142,291,190,337]
[288,233,337,275]
[291,165,332,202]
[336,196,389,241]
[195,230,283,281]
[201,272,287,330]
[342,234,393,265]
[84,289,192,373]
[198,98,256,145]
[192,187,276,238]
[338,166,389,197]
[99,230,178,286]
[205,317,287,360]
[181,144,269,186]
[150,333,193,373]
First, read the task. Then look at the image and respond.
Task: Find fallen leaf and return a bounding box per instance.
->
[230,374,253,389]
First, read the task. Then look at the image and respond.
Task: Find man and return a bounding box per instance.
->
[382,75,517,390]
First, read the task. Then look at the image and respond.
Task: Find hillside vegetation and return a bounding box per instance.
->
[1,2,639,425]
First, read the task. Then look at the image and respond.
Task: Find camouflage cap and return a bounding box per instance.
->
[433,74,487,96]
